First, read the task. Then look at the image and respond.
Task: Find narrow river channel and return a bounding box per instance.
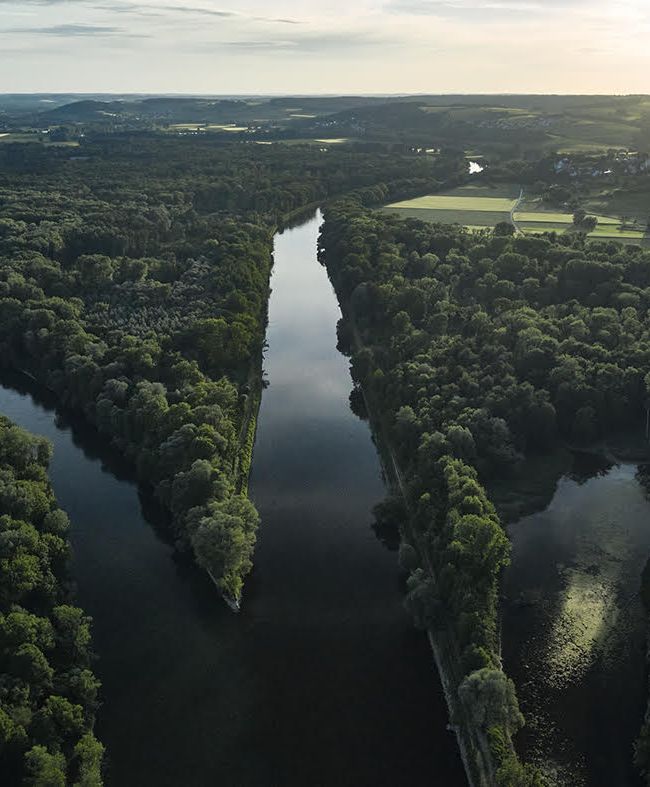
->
[0,211,465,786]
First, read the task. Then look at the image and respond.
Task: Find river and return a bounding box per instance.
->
[0,211,465,786]
[503,453,650,786]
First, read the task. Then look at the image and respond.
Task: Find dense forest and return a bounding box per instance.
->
[0,136,465,602]
[320,200,650,783]
[0,415,103,786]
[4,117,648,783]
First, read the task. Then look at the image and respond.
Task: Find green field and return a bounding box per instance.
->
[514,211,619,225]
[382,184,519,227]
[0,132,39,143]
[387,194,516,212]
[519,220,646,241]
[381,184,648,244]
[516,200,647,242]
[169,123,250,132]
[587,226,646,240]
[382,207,512,225]
[206,125,249,132]
[519,221,571,233]
[0,132,80,146]
[585,187,650,226]
[264,137,351,147]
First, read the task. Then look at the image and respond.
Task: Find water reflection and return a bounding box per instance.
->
[503,453,650,786]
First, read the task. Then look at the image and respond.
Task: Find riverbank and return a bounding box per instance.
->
[338,303,509,787]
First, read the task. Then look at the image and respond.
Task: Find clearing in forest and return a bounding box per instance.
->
[382,184,519,226]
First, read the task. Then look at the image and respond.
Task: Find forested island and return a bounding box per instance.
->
[0,416,103,785]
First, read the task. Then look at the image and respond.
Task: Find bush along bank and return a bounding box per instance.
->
[317,194,650,783]
[0,415,104,786]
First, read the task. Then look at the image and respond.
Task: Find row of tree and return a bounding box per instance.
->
[0,415,103,785]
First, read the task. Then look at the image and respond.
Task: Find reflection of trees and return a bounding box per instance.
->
[371,495,406,553]
[568,450,614,486]
[637,464,650,501]
[0,367,172,538]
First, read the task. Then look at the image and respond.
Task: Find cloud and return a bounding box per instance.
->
[0,0,86,3]
[4,22,149,36]
[0,0,300,23]
[387,0,584,9]
[204,30,394,54]
[384,0,590,16]
[151,5,300,23]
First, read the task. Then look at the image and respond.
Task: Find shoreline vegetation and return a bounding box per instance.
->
[320,192,650,785]
[0,135,467,607]
[0,415,104,786]
[344,306,528,787]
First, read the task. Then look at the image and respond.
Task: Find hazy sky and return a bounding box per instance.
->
[1,0,649,94]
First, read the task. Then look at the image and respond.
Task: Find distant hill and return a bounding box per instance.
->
[2,93,648,156]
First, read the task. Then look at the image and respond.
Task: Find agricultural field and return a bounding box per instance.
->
[382,184,649,244]
[0,132,80,147]
[584,185,650,226]
[0,132,39,143]
[516,194,648,242]
[168,123,251,133]
[381,184,519,226]
[263,137,351,147]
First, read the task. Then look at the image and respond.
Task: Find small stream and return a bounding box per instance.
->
[0,211,465,786]
[503,453,650,786]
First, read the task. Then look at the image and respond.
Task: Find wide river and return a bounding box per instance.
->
[0,212,465,786]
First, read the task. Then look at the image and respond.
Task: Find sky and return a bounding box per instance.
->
[1,0,649,94]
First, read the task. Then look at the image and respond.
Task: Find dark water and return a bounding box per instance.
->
[0,211,464,786]
[503,455,650,786]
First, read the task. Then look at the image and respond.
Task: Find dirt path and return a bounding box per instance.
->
[511,187,524,232]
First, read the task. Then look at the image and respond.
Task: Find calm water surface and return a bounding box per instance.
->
[503,455,650,786]
[0,212,464,786]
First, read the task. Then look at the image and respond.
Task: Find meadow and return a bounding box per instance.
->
[516,194,648,241]
[382,184,648,243]
[381,184,519,226]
